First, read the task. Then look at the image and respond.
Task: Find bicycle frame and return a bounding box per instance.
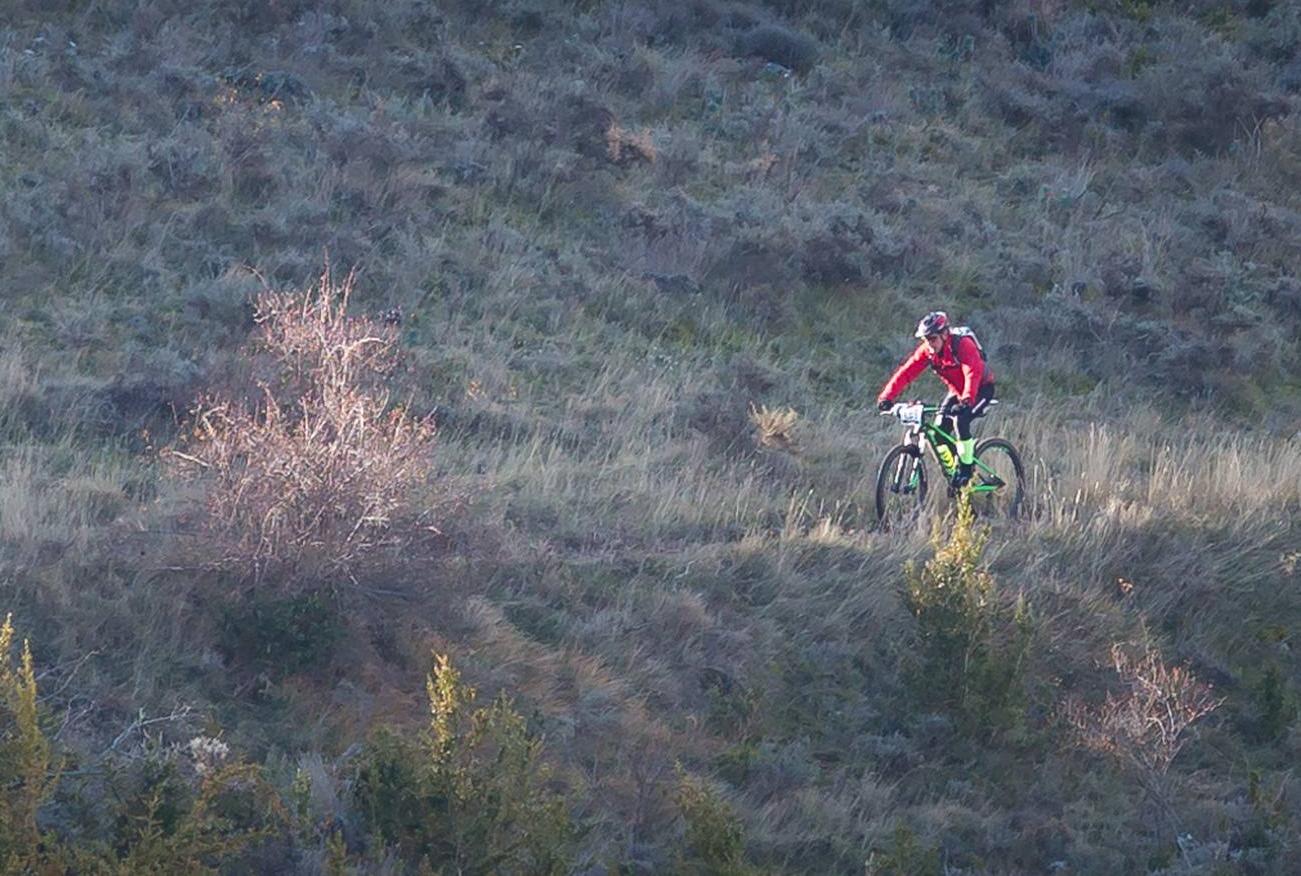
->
[894,404,1004,494]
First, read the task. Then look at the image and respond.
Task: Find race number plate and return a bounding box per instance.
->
[896,403,925,426]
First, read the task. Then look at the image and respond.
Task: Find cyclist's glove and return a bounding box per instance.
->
[877,398,894,412]
[943,399,971,417]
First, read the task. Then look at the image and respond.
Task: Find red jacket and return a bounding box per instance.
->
[878,334,993,404]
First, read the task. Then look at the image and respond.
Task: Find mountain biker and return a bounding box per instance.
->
[876,311,996,487]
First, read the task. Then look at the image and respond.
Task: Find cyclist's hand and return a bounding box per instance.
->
[877,398,894,412]
[943,399,970,417]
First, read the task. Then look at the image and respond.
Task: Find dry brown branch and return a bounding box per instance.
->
[1064,641,1224,779]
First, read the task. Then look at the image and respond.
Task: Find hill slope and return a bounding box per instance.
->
[1,1,1299,872]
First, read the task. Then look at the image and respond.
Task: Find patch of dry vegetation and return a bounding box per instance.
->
[1065,640,1224,783]
[165,266,441,588]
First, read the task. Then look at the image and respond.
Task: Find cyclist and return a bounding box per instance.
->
[876,311,996,487]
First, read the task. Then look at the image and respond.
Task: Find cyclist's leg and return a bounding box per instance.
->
[954,384,995,483]
[935,392,959,444]
[970,382,996,420]
[932,393,959,470]
[955,411,976,471]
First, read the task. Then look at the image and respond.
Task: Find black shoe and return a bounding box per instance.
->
[950,462,973,489]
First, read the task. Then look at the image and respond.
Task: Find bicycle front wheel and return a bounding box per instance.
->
[970,438,1025,519]
[875,444,928,530]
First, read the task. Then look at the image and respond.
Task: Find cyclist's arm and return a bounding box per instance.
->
[955,336,984,403]
[878,344,929,402]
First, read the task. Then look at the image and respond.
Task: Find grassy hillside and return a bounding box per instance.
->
[1,0,1299,872]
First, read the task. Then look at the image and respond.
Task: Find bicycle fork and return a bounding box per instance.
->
[891,439,923,494]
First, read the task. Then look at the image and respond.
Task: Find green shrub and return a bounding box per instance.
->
[673,766,756,876]
[866,824,941,876]
[0,613,58,872]
[1240,663,1298,743]
[2,616,277,872]
[353,654,572,874]
[80,753,282,875]
[903,495,1032,738]
[1237,769,1290,864]
[218,592,344,677]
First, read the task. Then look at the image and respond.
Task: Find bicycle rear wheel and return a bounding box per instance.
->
[875,444,928,530]
[970,438,1025,519]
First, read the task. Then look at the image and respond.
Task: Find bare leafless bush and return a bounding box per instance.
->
[166,265,439,587]
[1064,641,1224,781]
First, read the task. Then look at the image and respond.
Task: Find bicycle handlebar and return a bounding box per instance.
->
[880,401,931,425]
[879,401,938,413]
[880,399,1001,420]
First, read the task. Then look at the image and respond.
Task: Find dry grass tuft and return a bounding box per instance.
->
[749,403,800,453]
[607,122,657,166]
[0,447,134,570]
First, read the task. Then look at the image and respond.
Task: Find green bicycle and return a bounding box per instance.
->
[874,400,1025,528]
